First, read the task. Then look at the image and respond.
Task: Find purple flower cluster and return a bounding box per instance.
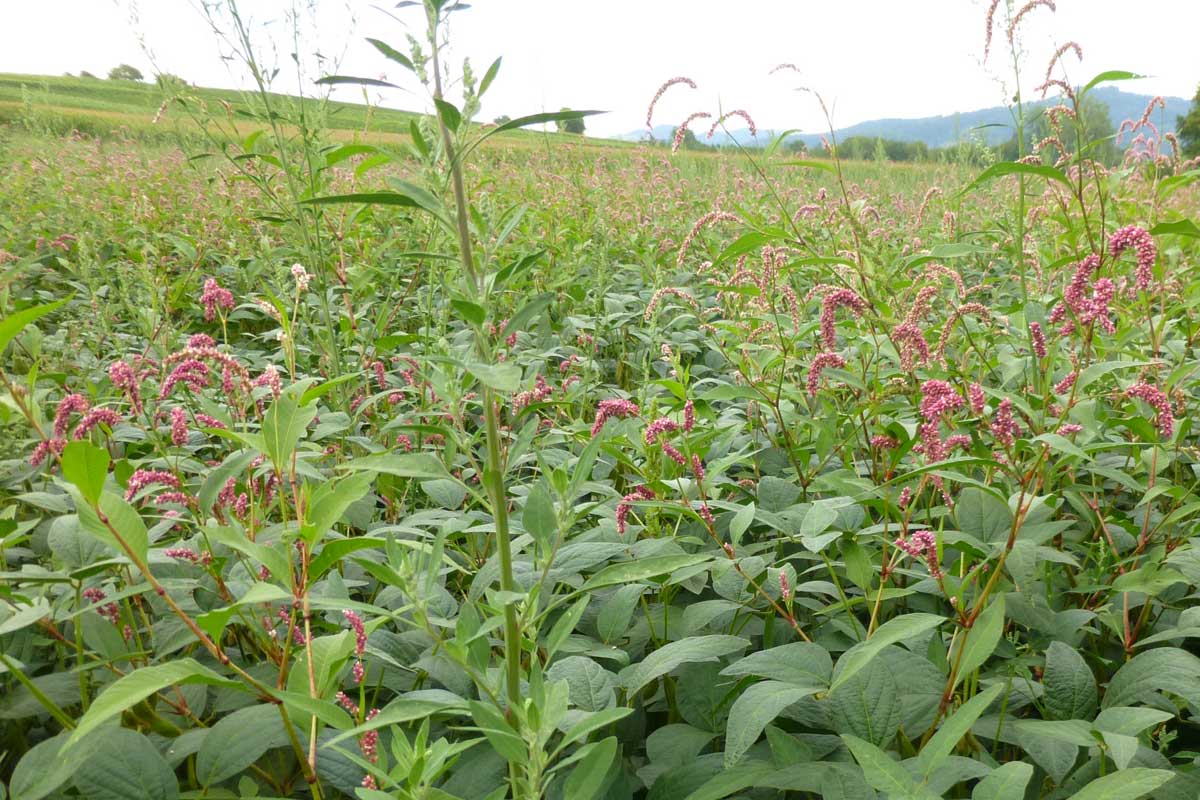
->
[125,469,181,501]
[1126,382,1173,438]
[894,530,942,577]
[990,398,1021,447]
[1109,225,1156,290]
[591,398,639,436]
[617,485,656,535]
[807,351,846,397]
[645,417,686,465]
[199,278,234,321]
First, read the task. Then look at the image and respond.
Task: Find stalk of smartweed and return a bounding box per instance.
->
[423,1,523,714]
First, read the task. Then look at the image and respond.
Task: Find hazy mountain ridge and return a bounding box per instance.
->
[615,87,1190,149]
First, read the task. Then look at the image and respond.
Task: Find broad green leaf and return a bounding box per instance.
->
[0,297,70,355]
[9,730,105,800]
[300,471,373,544]
[563,737,617,800]
[596,584,644,644]
[261,394,316,469]
[829,613,945,692]
[1043,641,1097,721]
[720,642,832,686]
[73,488,149,566]
[523,483,558,549]
[467,362,521,392]
[829,658,901,747]
[955,488,1012,544]
[961,161,1071,196]
[340,452,450,480]
[972,761,1033,800]
[919,683,1004,776]
[582,554,711,591]
[1093,706,1173,737]
[365,36,415,72]
[61,441,109,506]
[619,635,750,696]
[729,502,755,545]
[951,595,1005,687]
[197,449,256,515]
[196,704,295,787]
[65,659,242,750]
[724,681,821,767]
[72,727,178,800]
[1102,647,1200,708]
[841,734,935,799]
[1066,768,1174,800]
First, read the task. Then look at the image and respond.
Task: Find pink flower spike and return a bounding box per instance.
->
[1108,225,1156,291]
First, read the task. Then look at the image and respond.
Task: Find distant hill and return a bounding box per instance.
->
[617,87,1190,150]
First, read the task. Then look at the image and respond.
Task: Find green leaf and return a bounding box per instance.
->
[1081,70,1146,94]
[955,488,1012,544]
[302,191,423,208]
[0,297,70,355]
[451,298,486,326]
[596,584,644,644]
[9,730,105,800]
[619,635,750,696]
[1149,219,1200,239]
[960,161,1072,196]
[300,471,373,544]
[545,596,589,660]
[65,659,242,750]
[467,362,521,392]
[971,761,1033,800]
[582,554,712,591]
[196,582,292,641]
[729,502,755,545]
[315,75,403,89]
[720,642,832,686]
[724,681,821,767]
[829,658,901,747]
[1102,647,1200,708]
[829,613,945,692]
[841,734,935,799]
[919,683,1004,777]
[434,98,462,132]
[197,449,256,515]
[261,393,315,469]
[1043,641,1098,721]
[340,452,450,480]
[72,727,178,800]
[365,37,415,72]
[523,483,558,549]
[1093,706,1173,736]
[73,489,149,566]
[1066,768,1174,800]
[951,594,1005,686]
[61,441,110,506]
[478,56,501,96]
[196,704,295,787]
[563,736,617,800]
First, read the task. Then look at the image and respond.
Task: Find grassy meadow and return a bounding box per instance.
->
[3,2,1200,799]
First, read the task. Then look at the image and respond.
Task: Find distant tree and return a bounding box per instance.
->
[493,114,512,125]
[155,73,187,91]
[79,71,97,79]
[998,96,1117,165]
[108,64,144,81]
[670,126,706,151]
[873,136,888,162]
[556,108,585,135]
[1179,83,1200,157]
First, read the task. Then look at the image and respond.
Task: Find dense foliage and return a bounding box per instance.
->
[3,2,1200,799]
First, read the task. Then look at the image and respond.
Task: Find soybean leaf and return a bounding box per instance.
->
[66,660,242,750]
[619,635,750,696]
[1066,768,1175,800]
[1043,641,1098,721]
[724,681,821,768]
[919,683,1004,777]
[829,613,945,693]
[582,554,711,591]
[972,761,1034,800]
[563,737,617,800]
[951,595,1006,687]
[841,734,936,799]
[72,727,178,800]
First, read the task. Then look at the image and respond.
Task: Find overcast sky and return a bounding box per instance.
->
[2,1,1197,137]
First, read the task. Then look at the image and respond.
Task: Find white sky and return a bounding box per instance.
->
[1,1,1196,137]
